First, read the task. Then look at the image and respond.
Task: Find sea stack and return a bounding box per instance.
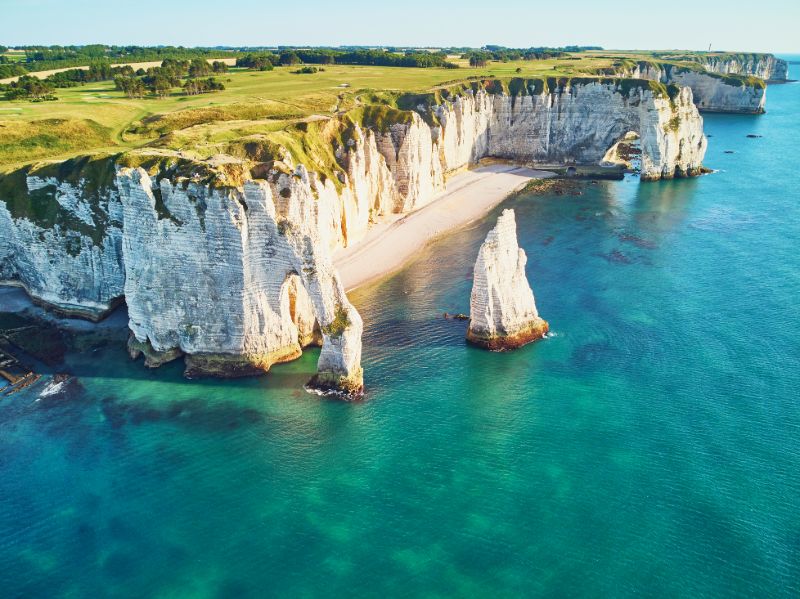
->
[306,296,365,398]
[467,209,548,350]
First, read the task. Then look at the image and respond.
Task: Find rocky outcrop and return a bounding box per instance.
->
[618,62,767,114]
[690,53,788,82]
[117,160,363,396]
[0,159,125,320]
[0,77,708,393]
[467,209,548,350]
[666,69,766,114]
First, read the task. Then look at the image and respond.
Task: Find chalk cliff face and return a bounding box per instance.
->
[467,209,548,350]
[117,161,363,395]
[365,80,706,188]
[624,62,766,114]
[667,69,766,114]
[478,83,706,180]
[695,54,788,82]
[0,167,125,320]
[0,78,707,392]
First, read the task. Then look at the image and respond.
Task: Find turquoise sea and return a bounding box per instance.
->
[2,61,799,598]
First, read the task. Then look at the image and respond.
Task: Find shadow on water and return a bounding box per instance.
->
[1,374,362,447]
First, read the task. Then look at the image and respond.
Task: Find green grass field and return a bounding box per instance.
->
[0,54,623,170]
[0,50,762,171]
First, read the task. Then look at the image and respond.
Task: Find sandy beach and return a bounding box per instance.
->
[335,164,553,291]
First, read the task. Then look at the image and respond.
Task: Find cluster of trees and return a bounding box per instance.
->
[183,77,225,95]
[114,59,226,98]
[0,63,27,78]
[236,53,275,71]
[46,63,125,87]
[114,73,225,99]
[114,75,147,99]
[467,52,491,67]
[2,76,57,101]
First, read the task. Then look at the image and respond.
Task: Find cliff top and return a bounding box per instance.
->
[0,74,693,203]
[0,49,775,173]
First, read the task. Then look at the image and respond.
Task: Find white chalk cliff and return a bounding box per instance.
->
[693,53,788,82]
[117,160,363,394]
[0,164,125,319]
[0,78,708,393]
[467,209,548,350]
[612,62,767,114]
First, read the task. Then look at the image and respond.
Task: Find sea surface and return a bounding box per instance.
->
[2,60,799,598]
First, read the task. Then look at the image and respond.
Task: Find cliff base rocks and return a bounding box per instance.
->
[306,370,365,399]
[467,319,549,351]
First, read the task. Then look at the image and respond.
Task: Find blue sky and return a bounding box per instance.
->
[0,0,797,52]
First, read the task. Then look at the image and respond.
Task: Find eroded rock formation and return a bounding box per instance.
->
[0,159,125,320]
[0,77,708,393]
[117,161,363,396]
[467,209,548,350]
[691,53,788,82]
[609,61,768,114]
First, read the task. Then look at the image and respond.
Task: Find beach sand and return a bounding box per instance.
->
[335,163,553,291]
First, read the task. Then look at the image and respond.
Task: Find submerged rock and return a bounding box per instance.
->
[467,209,548,350]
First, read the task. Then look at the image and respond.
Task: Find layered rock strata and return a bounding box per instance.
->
[117,162,363,396]
[612,62,767,114]
[0,161,125,320]
[0,77,708,392]
[690,53,788,82]
[467,209,548,350]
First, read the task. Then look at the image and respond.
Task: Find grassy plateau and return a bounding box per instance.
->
[0,51,772,171]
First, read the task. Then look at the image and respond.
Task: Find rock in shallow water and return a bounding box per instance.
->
[467,209,549,351]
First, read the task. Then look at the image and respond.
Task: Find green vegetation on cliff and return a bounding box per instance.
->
[0,49,708,169]
[0,154,117,246]
[0,47,762,179]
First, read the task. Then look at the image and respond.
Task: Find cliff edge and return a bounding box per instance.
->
[0,76,708,393]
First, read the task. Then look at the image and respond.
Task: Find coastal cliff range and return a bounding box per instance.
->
[2,76,708,391]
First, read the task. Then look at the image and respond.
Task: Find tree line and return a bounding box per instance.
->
[463,47,598,67]
[1,45,235,75]
[1,58,228,101]
[236,49,459,70]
